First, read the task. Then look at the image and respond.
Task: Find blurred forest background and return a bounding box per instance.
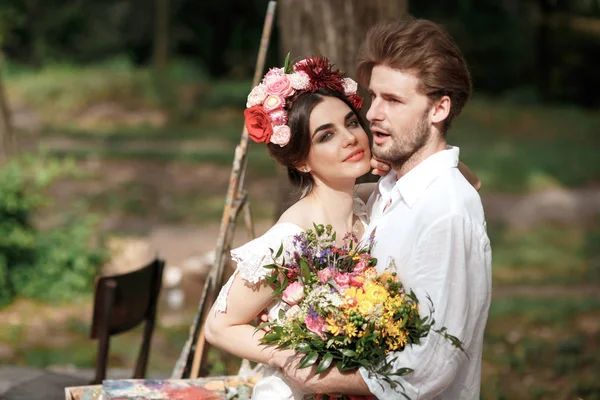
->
[0,1,599,399]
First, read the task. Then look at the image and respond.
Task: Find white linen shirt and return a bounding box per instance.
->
[359,146,492,399]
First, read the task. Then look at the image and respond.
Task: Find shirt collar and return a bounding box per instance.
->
[381,145,460,208]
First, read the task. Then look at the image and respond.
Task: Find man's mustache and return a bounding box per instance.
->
[370,123,390,134]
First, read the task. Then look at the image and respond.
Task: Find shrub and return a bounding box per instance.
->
[0,154,106,307]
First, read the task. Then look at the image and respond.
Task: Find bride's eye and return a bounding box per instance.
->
[320,132,334,142]
[347,118,360,128]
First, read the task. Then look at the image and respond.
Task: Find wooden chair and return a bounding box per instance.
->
[90,257,165,384]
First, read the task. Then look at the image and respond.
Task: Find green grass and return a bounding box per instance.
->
[488,222,600,285]
[454,96,600,192]
[41,108,246,142]
[5,57,251,127]
[48,146,275,178]
[482,297,600,400]
[488,296,600,326]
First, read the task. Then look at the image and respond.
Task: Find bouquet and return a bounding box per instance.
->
[258,224,463,397]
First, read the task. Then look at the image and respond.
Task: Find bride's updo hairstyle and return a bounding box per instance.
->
[244,56,365,194]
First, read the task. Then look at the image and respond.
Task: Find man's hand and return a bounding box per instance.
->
[371,157,391,176]
[269,350,330,394]
[270,351,374,397]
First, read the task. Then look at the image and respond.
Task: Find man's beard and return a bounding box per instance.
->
[372,110,430,169]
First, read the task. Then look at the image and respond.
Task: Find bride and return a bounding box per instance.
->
[204,56,478,400]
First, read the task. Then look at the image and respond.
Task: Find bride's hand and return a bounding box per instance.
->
[370,157,391,176]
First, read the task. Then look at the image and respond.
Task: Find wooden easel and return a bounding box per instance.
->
[171,1,277,379]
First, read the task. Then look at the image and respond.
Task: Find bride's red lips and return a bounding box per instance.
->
[344,149,365,162]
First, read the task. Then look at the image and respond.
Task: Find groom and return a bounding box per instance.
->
[270,17,492,399]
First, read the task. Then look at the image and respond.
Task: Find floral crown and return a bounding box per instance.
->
[244,55,363,147]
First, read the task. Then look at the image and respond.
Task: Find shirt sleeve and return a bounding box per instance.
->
[360,213,490,399]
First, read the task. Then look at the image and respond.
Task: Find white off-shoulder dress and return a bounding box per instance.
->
[214,198,369,400]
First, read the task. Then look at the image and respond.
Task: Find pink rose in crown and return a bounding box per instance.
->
[271,125,291,147]
[317,267,334,284]
[265,74,295,97]
[263,67,284,85]
[304,314,328,339]
[282,281,305,306]
[334,272,351,288]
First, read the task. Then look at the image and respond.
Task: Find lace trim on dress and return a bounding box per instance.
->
[214,271,238,313]
[214,223,302,313]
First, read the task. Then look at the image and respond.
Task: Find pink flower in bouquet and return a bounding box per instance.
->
[317,267,334,284]
[350,274,366,288]
[305,314,328,339]
[265,74,295,97]
[282,281,305,306]
[353,260,369,274]
[334,272,351,288]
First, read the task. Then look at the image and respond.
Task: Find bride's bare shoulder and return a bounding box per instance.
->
[276,198,311,229]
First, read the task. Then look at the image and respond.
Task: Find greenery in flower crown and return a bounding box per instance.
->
[257,224,465,398]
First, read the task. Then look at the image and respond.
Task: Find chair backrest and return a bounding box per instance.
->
[90,257,165,383]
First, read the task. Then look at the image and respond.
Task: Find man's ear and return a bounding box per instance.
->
[430,95,451,124]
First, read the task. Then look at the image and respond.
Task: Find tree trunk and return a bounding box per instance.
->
[535,0,553,101]
[153,0,169,71]
[273,0,409,218]
[0,58,14,165]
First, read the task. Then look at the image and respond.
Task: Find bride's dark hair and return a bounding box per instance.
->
[267,87,368,195]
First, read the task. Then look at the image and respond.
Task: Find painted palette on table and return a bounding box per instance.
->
[64,384,104,400]
[65,376,260,400]
[103,379,225,399]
